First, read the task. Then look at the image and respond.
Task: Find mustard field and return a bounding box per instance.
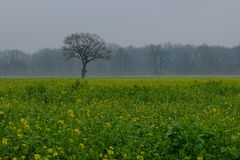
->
[0,77,240,159]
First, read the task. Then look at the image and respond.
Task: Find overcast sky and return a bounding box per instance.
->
[0,0,239,52]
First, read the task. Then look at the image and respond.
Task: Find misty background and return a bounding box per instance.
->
[0,0,240,76]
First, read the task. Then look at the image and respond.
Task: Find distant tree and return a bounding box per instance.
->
[194,45,218,74]
[62,32,111,78]
[111,47,134,75]
[31,48,64,75]
[0,50,30,75]
[146,44,169,75]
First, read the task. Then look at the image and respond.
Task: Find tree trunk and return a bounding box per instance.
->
[81,63,87,79]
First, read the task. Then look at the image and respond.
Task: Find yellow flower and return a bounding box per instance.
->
[197,156,203,160]
[7,121,16,131]
[109,146,114,150]
[53,151,58,157]
[12,157,17,160]
[58,120,64,125]
[105,122,112,128]
[20,118,29,129]
[107,146,114,155]
[17,129,22,133]
[74,128,80,134]
[2,137,8,145]
[79,143,85,150]
[47,148,53,153]
[140,151,145,155]
[58,147,64,153]
[14,146,19,150]
[34,154,41,160]
[17,133,23,139]
[212,108,217,112]
[9,122,14,126]
[101,155,108,160]
[137,155,144,160]
[67,109,74,118]
[35,122,40,129]
[99,153,103,157]
[22,144,27,147]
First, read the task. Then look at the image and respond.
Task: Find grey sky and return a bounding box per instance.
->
[0,0,239,52]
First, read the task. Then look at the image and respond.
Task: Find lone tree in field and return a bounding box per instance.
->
[62,32,111,78]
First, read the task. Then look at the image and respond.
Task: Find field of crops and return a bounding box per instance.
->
[0,77,240,159]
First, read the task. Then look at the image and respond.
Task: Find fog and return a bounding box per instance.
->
[0,0,240,52]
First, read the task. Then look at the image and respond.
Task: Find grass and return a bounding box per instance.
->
[0,77,240,159]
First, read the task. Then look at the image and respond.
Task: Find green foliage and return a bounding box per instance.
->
[0,78,240,159]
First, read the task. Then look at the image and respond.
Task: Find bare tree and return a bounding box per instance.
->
[111,47,134,75]
[62,32,111,78]
[195,45,215,74]
[146,44,169,75]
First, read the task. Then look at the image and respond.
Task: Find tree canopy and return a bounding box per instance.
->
[62,32,111,78]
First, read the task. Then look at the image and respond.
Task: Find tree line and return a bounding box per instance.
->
[0,43,240,76]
